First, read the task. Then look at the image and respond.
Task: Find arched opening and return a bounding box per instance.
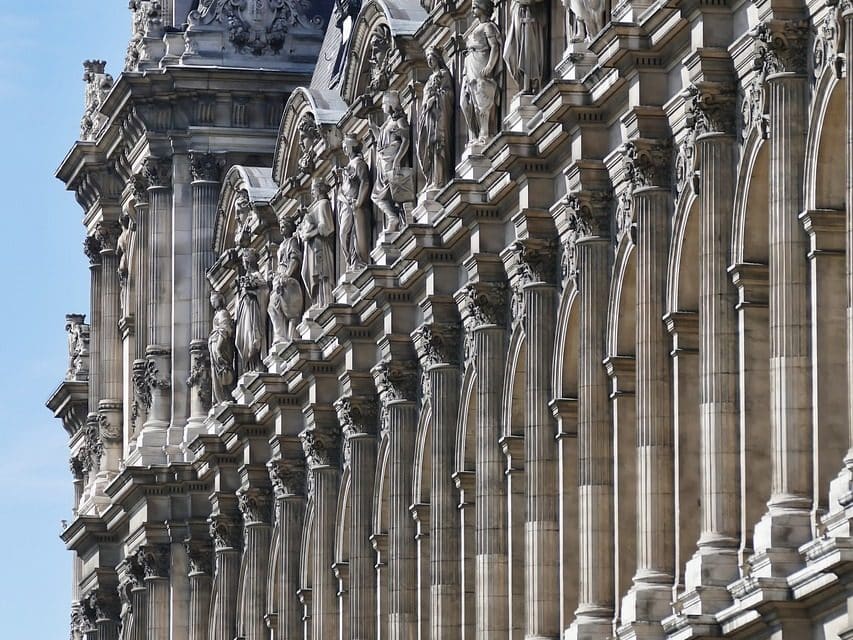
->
[412,403,432,638]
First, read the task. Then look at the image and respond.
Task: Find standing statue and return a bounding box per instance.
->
[116,212,134,315]
[337,135,372,271]
[234,189,254,248]
[370,91,413,233]
[461,0,503,146]
[235,248,269,373]
[417,47,455,191]
[208,291,236,405]
[299,179,336,308]
[504,0,546,94]
[566,0,607,44]
[268,216,305,344]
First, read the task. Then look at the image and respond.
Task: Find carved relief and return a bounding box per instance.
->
[145,354,171,393]
[417,47,455,192]
[336,396,379,465]
[238,487,273,525]
[513,238,559,285]
[268,458,307,498]
[297,113,320,175]
[185,538,214,576]
[84,588,120,625]
[80,61,114,142]
[566,190,612,239]
[461,281,509,328]
[560,231,578,289]
[370,91,414,234]
[814,0,847,78]
[687,82,737,137]
[98,412,121,441]
[141,157,172,189]
[622,139,673,190]
[116,213,135,308]
[126,1,163,70]
[461,0,503,146]
[94,220,121,255]
[752,19,811,77]
[300,426,341,469]
[65,314,90,382]
[130,360,150,437]
[366,25,393,96]
[83,235,102,266]
[187,343,213,411]
[137,544,170,578]
[373,359,419,404]
[413,323,462,369]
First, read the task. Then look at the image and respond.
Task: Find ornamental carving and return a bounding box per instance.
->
[131,360,151,435]
[336,396,379,465]
[189,152,222,183]
[117,557,145,594]
[82,418,104,470]
[130,173,149,204]
[65,314,90,382]
[126,1,163,70]
[268,458,307,498]
[622,139,672,190]
[460,282,509,329]
[97,412,121,441]
[83,235,102,265]
[69,455,85,481]
[615,190,635,243]
[741,69,769,141]
[80,61,114,142]
[297,113,320,175]
[413,323,462,368]
[300,426,341,469]
[814,0,847,78]
[366,25,393,96]
[238,487,273,525]
[560,231,578,289]
[566,190,613,239]
[373,359,419,405]
[137,544,170,578]
[146,357,171,392]
[512,238,559,285]
[752,20,811,77]
[209,514,242,550]
[94,220,122,254]
[687,82,737,137]
[187,344,213,411]
[141,157,172,189]
[674,127,697,204]
[185,539,214,576]
[85,588,120,623]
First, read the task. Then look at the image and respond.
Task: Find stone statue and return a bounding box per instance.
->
[208,291,236,404]
[336,135,372,271]
[234,189,254,248]
[268,215,305,344]
[504,0,546,94]
[417,47,455,191]
[566,0,607,44]
[299,179,336,308]
[369,91,413,233]
[461,0,503,146]
[116,212,134,314]
[235,248,269,373]
[65,314,90,381]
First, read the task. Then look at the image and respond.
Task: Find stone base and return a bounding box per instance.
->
[182,418,207,460]
[747,547,804,579]
[565,615,613,640]
[556,43,597,80]
[751,508,811,575]
[674,583,732,617]
[371,232,402,265]
[503,93,541,133]
[264,339,291,373]
[297,316,324,341]
[828,465,853,514]
[619,582,673,626]
[334,269,362,305]
[616,620,669,640]
[131,420,168,465]
[413,196,444,225]
[234,370,261,405]
[165,425,185,463]
[683,547,739,594]
[457,144,491,180]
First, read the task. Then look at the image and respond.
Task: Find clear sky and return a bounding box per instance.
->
[0,1,128,636]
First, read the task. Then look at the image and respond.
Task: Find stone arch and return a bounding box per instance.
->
[214,165,279,258]
[372,433,391,624]
[806,67,845,211]
[607,236,636,358]
[273,88,322,188]
[340,1,394,106]
[731,129,769,265]
[455,364,477,636]
[553,283,579,399]
[413,401,432,504]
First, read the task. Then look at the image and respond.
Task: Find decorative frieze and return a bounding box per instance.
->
[268,457,307,498]
[622,139,673,190]
[238,487,273,526]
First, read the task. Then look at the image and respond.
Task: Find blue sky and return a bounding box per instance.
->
[0,1,127,636]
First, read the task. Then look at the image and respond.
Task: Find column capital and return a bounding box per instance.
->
[184,537,213,576]
[687,81,738,138]
[752,19,811,77]
[237,487,273,526]
[137,543,170,579]
[130,173,149,204]
[142,156,172,189]
[336,395,379,438]
[622,138,673,190]
[299,424,341,469]
[566,189,613,240]
[189,151,223,183]
[268,457,307,498]
[412,322,462,368]
[372,359,419,404]
[511,237,560,285]
[94,219,122,255]
[209,514,242,551]
[83,234,102,266]
[84,587,120,623]
[82,415,104,470]
[117,555,145,593]
[457,281,509,329]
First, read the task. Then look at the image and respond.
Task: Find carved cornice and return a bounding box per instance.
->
[209,514,242,551]
[141,157,172,189]
[185,538,213,576]
[267,458,307,498]
[137,544,170,578]
[622,139,673,190]
[566,190,613,239]
[300,426,341,469]
[460,282,509,329]
[413,323,462,368]
[237,487,273,525]
[189,152,222,183]
[752,19,811,77]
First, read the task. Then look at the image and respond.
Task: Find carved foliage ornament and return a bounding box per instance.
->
[566,191,612,240]
[268,458,306,498]
[687,82,737,137]
[98,412,121,441]
[373,359,419,404]
[84,588,120,624]
[137,544,170,578]
[209,514,242,550]
[413,323,462,369]
[814,0,848,78]
[461,282,509,329]
[146,357,171,392]
[83,235,102,265]
[187,345,213,411]
[752,20,811,77]
[185,539,214,576]
[238,487,273,525]
[65,314,90,382]
[622,139,672,190]
[300,426,340,469]
[513,238,559,286]
[141,157,172,189]
[189,152,222,183]
[94,220,122,254]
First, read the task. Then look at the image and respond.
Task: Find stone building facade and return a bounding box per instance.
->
[48,0,853,637]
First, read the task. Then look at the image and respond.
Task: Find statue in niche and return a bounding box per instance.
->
[504,0,546,94]
[566,0,607,44]
[367,25,393,95]
[234,189,255,248]
[235,248,269,373]
[417,47,455,191]
[268,215,305,344]
[461,0,503,146]
[208,290,236,405]
[336,135,372,271]
[116,212,134,313]
[369,91,413,233]
[299,178,336,308]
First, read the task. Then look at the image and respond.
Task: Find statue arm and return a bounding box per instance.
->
[317,202,336,237]
[355,161,370,208]
[484,24,501,77]
[394,119,410,169]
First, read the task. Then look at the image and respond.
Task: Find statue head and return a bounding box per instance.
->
[210,290,225,311]
[342,134,362,157]
[279,214,296,237]
[382,90,402,116]
[239,247,259,270]
[235,188,251,213]
[311,177,331,200]
[425,46,445,71]
[471,0,494,19]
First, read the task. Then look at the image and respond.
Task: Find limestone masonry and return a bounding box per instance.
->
[48,0,853,637]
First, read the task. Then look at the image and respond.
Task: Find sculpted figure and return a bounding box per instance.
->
[235,248,269,373]
[208,291,236,404]
[116,212,134,314]
[268,216,305,344]
[299,179,336,308]
[337,135,371,271]
[417,47,455,191]
[370,91,413,233]
[567,0,606,43]
[234,189,254,248]
[461,0,503,146]
[504,0,546,93]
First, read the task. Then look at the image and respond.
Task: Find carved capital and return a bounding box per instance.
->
[372,359,419,404]
[622,139,673,190]
[237,487,273,525]
[752,19,811,76]
[84,588,120,623]
[335,396,379,438]
[209,514,242,551]
[687,82,738,137]
[566,190,613,239]
[116,556,145,595]
[512,238,560,285]
[300,426,341,469]
[130,173,149,204]
[184,538,213,576]
[141,157,172,189]
[460,282,509,329]
[83,235,102,265]
[69,455,85,481]
[413,323,462,368]
[189,152,222,183]
[137,544,170,578]
[268,458,307,498]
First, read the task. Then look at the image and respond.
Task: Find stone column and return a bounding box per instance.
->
[186,153,220,444]
[185,539,212,640]
[413,323,463,640]
[117,557,147,640]
[619,138,675,630]
[751,20,814,571]
[336,395,379,640]
[208,515,241,640]
[83,235,103,499]
[138,157,173,463]
[138,544,170,640]
[373,359,419,640]
[236,488,273,640]
[268,458,307,640]
[565,192,614,638]
[130,175,150,443]
[517,238,561,640]
[301,417,341,640]
[84,588,121,640]
[679,83,742,605]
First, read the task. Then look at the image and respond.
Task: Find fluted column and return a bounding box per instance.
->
[185,539,212,640]
[130,175,150,442]
[84,588,121,640]
[268,457,307,640]
[301,418,341,640]
[515,238,561,640]
[565,192,614,637]
[117,556,147,640]
[138,545,170,640]
[619,138,675,630]
[236,488,273,640]
[336,395,379,639]
[82,235,104,502]
[138,157,173,462]
[413,323,463,639]
[373,359,419,640]
[208,515,241,640]
[750,20,814,569]
[186,153,220,441]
